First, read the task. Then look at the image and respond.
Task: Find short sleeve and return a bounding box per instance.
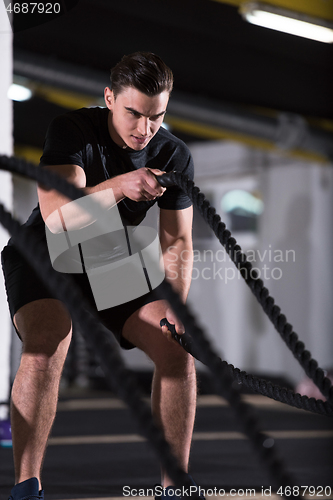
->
[39,114,86,169]
[157,145,194,211]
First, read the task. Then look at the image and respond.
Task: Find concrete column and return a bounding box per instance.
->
[0,3,13,420]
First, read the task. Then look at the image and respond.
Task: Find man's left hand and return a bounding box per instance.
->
[161,308,185,344]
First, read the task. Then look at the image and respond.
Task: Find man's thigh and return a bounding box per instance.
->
[14,299,72,351]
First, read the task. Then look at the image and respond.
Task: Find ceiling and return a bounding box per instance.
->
[11,0,333,163]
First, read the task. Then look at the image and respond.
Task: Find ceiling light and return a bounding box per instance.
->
[240,2,333,44]
[7,83,33,101]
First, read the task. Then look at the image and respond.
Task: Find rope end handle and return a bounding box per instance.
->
[154,170,177,188]
[160,317,177,336]
[160,318,190,352]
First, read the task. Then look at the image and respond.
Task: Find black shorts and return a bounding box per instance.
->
[1,244,163,350]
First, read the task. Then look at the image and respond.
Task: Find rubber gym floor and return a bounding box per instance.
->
[1,372,332,500]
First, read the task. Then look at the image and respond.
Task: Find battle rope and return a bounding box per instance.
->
[157,171,333,407]
[160,319,332,417]
[0,205,195,495]
[0,155,299,496]
[0,155,331,416]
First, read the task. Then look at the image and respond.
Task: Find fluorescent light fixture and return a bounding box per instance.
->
[7,83,33,102]
[240,2,333,43]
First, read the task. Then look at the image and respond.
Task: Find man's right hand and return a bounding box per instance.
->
[118,168,166,202]
[38,165,167,233]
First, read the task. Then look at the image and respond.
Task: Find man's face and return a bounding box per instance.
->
[104,86,169,151]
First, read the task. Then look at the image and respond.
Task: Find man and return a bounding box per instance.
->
[2,52,197,499]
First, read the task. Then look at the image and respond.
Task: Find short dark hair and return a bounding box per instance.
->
[110,52,173,98]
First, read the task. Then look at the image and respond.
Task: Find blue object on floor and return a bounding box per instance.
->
[0,418,12,448]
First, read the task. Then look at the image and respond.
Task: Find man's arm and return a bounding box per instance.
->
[159,206,193,336]
[38,164,166,233]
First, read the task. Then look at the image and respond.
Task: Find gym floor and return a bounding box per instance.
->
[1,372,332,500]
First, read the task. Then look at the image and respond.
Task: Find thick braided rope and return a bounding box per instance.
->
[157,280,299,496]
[167,171,333,406]
[223,360,332,416]
[0,155,298,496]
[165,326,332,417]
[0,202,196,493]
[0,155,331,416]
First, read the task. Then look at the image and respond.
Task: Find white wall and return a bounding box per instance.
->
[186,141,333,387]
[257,157,333,383]
[0,4,13,419]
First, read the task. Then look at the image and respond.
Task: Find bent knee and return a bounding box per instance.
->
[14,299,72,355]
[22,349,69,374]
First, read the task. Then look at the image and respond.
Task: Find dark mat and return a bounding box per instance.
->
[1,391,332,500]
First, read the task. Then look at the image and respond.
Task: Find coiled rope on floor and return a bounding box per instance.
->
[0,154,299,496]
[157,170,333,408]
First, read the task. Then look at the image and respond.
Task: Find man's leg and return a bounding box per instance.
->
[122,299,197,487]
[11,298,72,491]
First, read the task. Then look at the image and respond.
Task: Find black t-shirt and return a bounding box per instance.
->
[22,106,194,242]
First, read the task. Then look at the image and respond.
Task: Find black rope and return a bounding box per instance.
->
[0,155,331,416]
[0,154,299,496]
[160,319,332,417]
[158,170,333,407]
[0,203,197,494]
[156,280,299,494]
